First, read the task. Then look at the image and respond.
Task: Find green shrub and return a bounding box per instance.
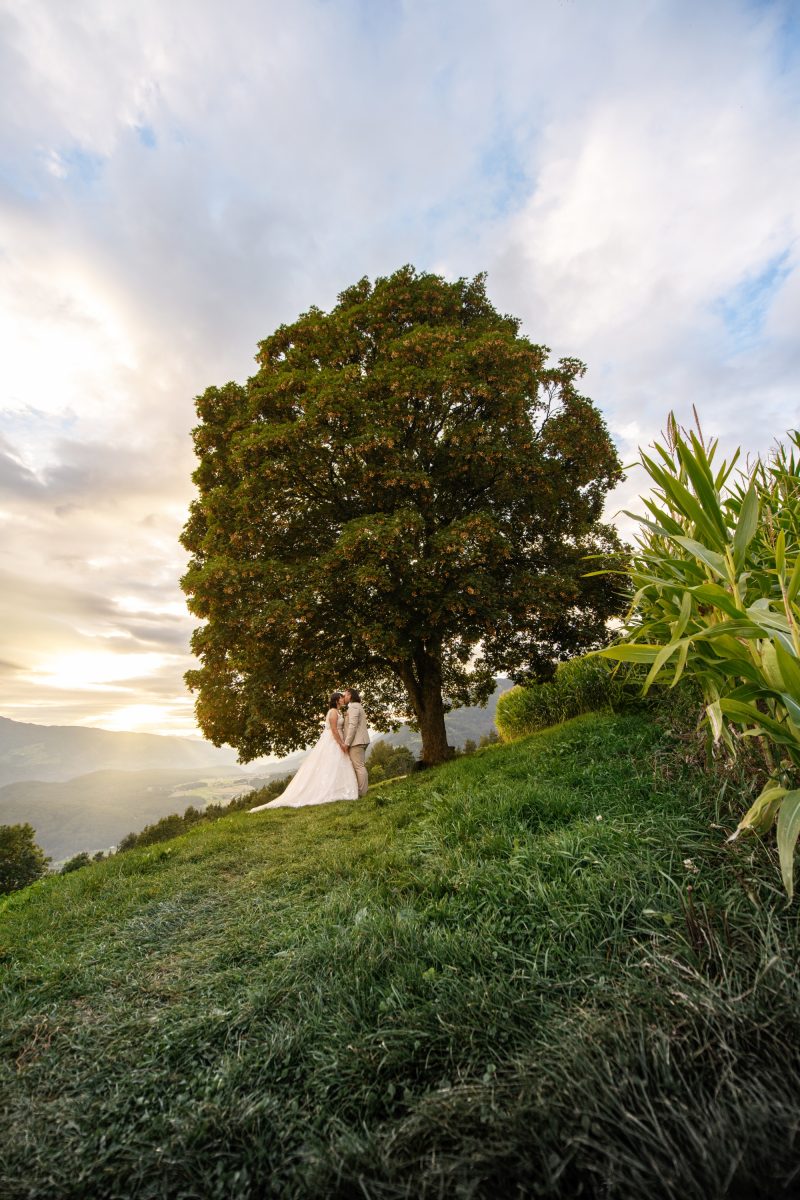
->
[60,852,92,875]
[495,654,628,739]
[0,824,50,895]
[366,740,416,781]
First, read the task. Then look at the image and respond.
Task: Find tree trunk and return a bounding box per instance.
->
[397,650,452,767]
[417,693,450,766]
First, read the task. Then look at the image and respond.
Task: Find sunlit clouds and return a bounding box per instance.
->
[1,0,798,734]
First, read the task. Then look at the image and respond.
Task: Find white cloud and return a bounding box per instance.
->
[0,0,798,732]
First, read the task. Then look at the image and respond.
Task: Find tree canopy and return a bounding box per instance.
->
[0,823,49,895]
[181,266,626,764]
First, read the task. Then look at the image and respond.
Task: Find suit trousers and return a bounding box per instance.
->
[349,743,369,795]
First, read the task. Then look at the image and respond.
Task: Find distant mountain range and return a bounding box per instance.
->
[0,682,513,861]
[0,768,248,862]
[0,715,240,787]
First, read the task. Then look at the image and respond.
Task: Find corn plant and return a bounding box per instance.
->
[598,414,800,898]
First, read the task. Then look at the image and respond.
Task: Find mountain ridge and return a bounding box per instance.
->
[0,714,240,787]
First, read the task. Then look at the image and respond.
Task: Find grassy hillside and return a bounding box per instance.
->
[0,684,507,860]
[1,711,798,1199]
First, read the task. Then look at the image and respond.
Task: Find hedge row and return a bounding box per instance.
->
[495,655,630,740]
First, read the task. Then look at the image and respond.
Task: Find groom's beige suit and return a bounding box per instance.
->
[343,702,370,796]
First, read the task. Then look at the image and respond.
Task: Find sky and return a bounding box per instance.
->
[1,0,799,737]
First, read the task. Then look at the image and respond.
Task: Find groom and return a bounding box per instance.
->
[342,688,370,795]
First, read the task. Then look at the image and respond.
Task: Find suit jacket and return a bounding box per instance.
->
[343,702,370,747]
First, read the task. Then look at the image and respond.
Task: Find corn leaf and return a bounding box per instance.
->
[691,583,742,620]
[732,479,759,570]
[672,537,727,579]
[676,437,729,540]
[781,693,800,728]
[728,782,787,841]
[706,658,763,683]
[672,591,693,640]
[641,498,685,537]
[788,555,800,603]
[720,698,800,747]
[706,698,723,741]
[625,512,675,540]
[713,445,740,490]
[672,639,689,687]
[775,640,800,699]
[643,639,683,693]
[597,645,663,663]
[777,791,800,901]
[641,455,727,549]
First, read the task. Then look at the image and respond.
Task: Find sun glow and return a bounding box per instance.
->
[27,650,168,691]
[89,702,197,734]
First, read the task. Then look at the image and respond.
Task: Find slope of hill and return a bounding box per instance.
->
[0,715,240,787]
[0,685,507,859]
[1,711,797,1199]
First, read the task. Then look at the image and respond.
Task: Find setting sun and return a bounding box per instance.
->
[27,651,169,692]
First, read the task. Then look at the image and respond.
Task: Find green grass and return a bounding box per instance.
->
[1,712,799,1199]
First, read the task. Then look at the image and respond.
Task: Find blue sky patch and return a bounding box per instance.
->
[713,250,793,351]
[478,128,533,220]
[60,145,105,185]
[136,124,157,149]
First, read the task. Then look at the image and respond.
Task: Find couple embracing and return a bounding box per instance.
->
[249,689,369,812]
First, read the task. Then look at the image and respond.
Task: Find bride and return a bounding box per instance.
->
[248,692,358,811]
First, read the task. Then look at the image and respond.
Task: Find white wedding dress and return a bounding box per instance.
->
[248,711,359,810]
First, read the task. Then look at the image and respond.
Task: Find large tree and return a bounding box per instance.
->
[181,267,626,764]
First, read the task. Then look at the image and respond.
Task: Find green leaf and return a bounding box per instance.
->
[691,583,741,620]
[677,589,693,636]
[706,698,723,741]
[641,498,685,537]
[759,641,785,691]
[673,537,727,579]
[775,640,800,699]
[712,445,739,491]
[643,640,683,693]
[732,479,759,571]
[720,698,800,748]
[626,512,675,540]
[640,454,728,549]
[787,555,800,603]
[704,657,762,683]
[597,645,663,663]
[696,619,767,642]
[676,437,728,541]
[744,607,794,647]
[672,639,689,687]
[777,790,800,900]
[776,529,786,576]
[727,782,786,841]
